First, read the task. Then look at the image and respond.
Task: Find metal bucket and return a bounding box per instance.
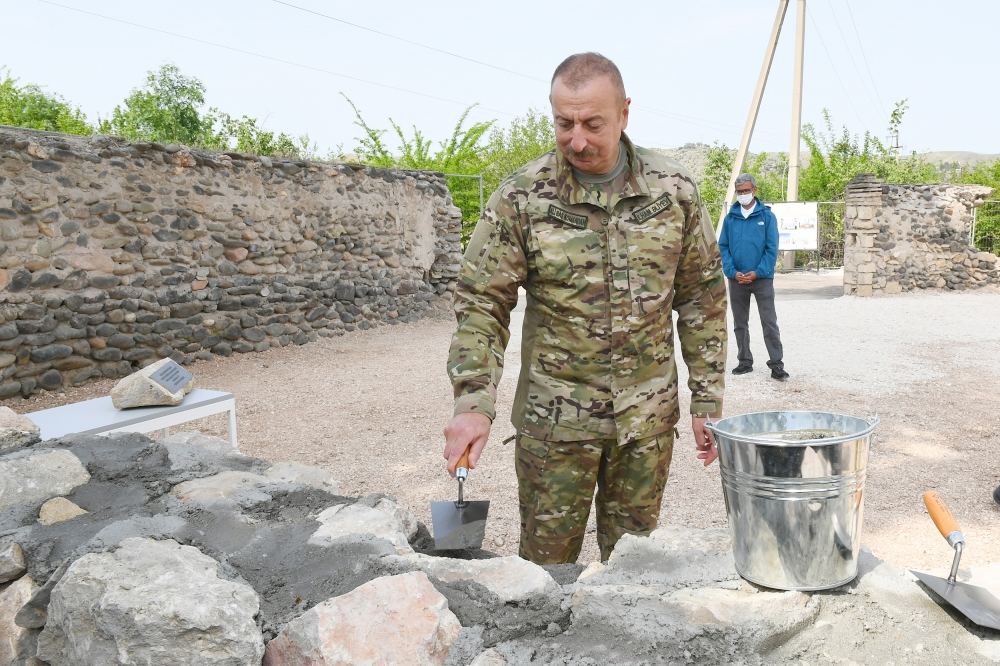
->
[705,411,878,591]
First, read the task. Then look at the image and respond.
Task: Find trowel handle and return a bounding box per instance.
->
[456,447,471,481]
[923,491,965,548]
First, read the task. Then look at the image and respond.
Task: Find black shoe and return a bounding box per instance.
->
[771,368,790,381]
[732,364,753,375]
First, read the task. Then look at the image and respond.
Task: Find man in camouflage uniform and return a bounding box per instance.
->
[443,53,727,564]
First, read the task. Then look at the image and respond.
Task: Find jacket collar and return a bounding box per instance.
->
[730,198,765,218]
[554,132,651,210]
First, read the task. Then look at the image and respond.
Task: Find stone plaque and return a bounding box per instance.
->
[148,361,193,394]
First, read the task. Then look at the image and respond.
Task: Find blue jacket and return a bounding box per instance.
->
[718,199,778,279]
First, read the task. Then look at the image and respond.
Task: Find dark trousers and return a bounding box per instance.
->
[728,278,784,370]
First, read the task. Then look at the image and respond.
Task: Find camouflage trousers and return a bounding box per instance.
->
[514,431,674,564]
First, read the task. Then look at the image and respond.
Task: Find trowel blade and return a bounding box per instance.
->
[430,500,490,550]
[912,570,1000,630]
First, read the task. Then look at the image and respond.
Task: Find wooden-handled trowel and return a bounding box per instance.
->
[912,490,1000,630]
[431,447,489,550]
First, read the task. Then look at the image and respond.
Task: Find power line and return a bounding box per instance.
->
[842,0,888,118]
[35,0,517,117]
[270,0,770,138]
[806,9,867,131]
[35,0,786,143]
[270,0,547,84]
[825,0,885,122]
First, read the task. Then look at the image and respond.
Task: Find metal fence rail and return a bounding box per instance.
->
[973,200,1000,255]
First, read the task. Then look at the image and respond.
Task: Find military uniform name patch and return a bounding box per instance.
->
[547,205,588,229]
[630,193,673,223]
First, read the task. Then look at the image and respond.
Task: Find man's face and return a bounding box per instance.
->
[735,182,756,201]
[550,75,630,175]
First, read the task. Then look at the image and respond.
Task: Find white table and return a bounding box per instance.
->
[26,388,238,449]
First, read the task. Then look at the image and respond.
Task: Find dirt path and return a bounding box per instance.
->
[7,269,1000,572]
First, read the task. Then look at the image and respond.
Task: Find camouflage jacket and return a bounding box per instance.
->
[448,134,727,444]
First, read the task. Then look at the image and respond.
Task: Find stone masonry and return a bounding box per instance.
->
[843,174,997,296]
[0,127,463,398]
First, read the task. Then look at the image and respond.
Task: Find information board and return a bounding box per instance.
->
[770,202,819,251]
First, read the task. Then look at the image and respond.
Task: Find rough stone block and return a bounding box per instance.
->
[110,357,195,409]
[309,502,414,554]
[0,574,37,665]
[263,571,460,666]
[392,553,560,604]
[0,543,26,584]
[37,497,88,525]
[263,461,340,495]
[171,470,271,507]
[36,538,264,665]
[0,407,40,450]
[0,449,90,513]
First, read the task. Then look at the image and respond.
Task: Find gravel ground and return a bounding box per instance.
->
[6,269,1000,573]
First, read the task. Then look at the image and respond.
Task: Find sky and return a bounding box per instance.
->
[4,0,999,158]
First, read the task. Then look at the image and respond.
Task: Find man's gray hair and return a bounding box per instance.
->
[735,173,757,188]
[551,53,626,102]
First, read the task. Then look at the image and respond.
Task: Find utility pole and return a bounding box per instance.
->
[781,0,807,271]
[717,0,790,234]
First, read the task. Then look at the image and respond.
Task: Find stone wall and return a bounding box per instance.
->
[0,127,463,398]
[843,174,997,296]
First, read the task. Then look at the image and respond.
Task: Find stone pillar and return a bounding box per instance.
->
[843,175,884,297]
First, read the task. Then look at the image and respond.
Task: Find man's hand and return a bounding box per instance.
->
[736,270,757,285]
[691,416,719,467]
[443,412,492,476]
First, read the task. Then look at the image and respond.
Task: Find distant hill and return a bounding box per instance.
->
[651,143,998,179]
[917,150,1000,168]
[652,143,714,177]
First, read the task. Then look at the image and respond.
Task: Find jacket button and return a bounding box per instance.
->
[601,217,609,226]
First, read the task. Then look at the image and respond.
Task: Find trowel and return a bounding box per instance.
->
[431,447,489,550]
[911,490,1000,630]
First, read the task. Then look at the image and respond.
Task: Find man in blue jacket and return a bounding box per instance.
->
[718,173,789,381]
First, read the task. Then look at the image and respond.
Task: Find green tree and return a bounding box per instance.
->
[797,101,937,202]
[479,108,555,195]
[100,64,310,158]
[215,112,311,158]
[0,70,93,135]
[341,95,494,240]
[955,158,1000,252]
[698,144,734,224]
[100,64,222,147]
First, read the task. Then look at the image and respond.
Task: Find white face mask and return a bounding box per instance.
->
[736,192,754,206]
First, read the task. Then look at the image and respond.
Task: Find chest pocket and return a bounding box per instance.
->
[529,211,604,296]
[625,201,684,318]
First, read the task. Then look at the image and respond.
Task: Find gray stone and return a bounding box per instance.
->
[469,648,507,666]
[309,501,414,554]
[0,406,41,450]
[0,543,26,584]
[578,526,739,588]
[171,470,271,507]
[0,574,37,665]
[37,369,63,390]
[110,357,195,409]
[392,553,559,604]
[570,582,818,659]
[36,537,264,665]
[0,449,90,512]
[263,571,460,666]
[263,461,340,494]
[29,344,73,363]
